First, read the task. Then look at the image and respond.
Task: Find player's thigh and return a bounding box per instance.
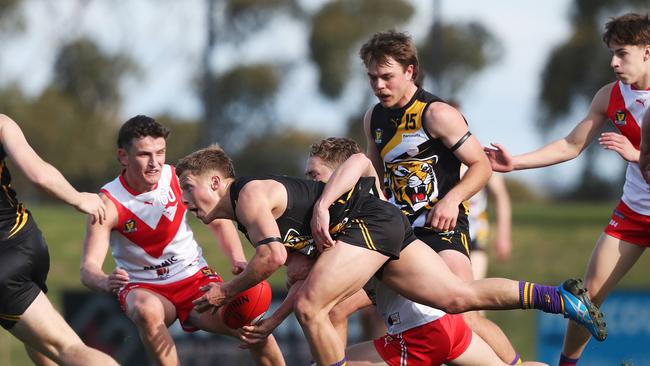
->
[346,340,389,366]
[382,240,471,309]
[584,233,645,303]
[125,287,177,326]
[10,292,83,355]
[300,242,387,311]
[438,249,474,281]
[447,331,505,366]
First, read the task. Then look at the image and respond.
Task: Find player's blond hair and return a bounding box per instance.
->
[309,137,362,170]
[176,144,235,178]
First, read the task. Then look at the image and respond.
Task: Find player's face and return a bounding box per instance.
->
[305,156,334,182]
[179,172,217,224]
[367,56,415,109]
[118,136,166,192]
[609,43,650,86]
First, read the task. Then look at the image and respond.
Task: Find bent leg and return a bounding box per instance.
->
[124,288,178,365]
[440,249,518,364]
[562,234,644,360]
[10,292,117,366]
[295,242,388,365]
[382,240,520,313]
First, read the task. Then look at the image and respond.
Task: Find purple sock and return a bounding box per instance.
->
[559,353,579,366]
[329,357,347,366]
[510,353,521,364]
[518,281,563,314]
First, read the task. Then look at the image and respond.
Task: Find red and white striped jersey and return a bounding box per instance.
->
[607,81,650,215]
[101,164,206,284]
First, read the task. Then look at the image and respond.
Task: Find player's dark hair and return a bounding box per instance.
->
[603,13,650,46]
[309,137,362,170]
[359,30,420,84]
[176,144,235,179]
[117,115,170,150]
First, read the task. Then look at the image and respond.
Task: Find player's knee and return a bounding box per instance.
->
[435,291,473,314]
[294,292,325,325]
[328,302,350,326]
[126,301,165,328]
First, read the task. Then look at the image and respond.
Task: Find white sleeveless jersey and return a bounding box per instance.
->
[375,281,445,335]
[607,81,650,215]
[100,164,206,284]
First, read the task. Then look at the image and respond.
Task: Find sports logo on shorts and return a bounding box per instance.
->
[614,110,627,126]
[374,128,383,144]
[124,219,137,233]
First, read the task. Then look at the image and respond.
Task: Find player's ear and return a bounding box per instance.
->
[117,148,128,167]
[210,174,221,191]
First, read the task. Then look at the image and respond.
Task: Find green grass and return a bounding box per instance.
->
[2,201,650,364]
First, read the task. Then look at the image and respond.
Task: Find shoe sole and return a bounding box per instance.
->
[564,278,607,342]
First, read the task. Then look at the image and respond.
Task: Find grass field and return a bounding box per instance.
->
[2,200,650,365]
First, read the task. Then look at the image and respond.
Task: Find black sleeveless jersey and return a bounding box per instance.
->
[370,88,468,228]
[229,175,376,253]
[0,145,34,240]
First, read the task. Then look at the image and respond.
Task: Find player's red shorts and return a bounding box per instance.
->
[604,201,650,247]
[118,267,223,332]
[373,313,472,366]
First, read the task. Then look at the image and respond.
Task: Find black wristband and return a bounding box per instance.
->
[450,131,472,152]
[256,236,282,246]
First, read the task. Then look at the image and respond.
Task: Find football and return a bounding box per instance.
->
[220,280,272,329]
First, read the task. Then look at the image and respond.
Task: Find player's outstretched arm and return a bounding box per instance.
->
[0,114,106,223]
[488,84,612,171]
[207,218,248,274]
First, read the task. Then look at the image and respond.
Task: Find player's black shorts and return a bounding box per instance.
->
[413,220,471,259]
[334,196,417,259]
[0,222,49,329]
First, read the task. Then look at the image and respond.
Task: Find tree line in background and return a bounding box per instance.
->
[0,0,643,201]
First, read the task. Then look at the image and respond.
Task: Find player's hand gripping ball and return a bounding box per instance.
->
[220,280,272,329]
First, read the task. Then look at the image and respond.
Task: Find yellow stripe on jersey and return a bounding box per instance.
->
[336,185,356,205]
[379,99,429,160]
[353,219,376,250]
[8,204,29,238]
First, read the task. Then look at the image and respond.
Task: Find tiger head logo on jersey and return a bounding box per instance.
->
[385,157,439,215]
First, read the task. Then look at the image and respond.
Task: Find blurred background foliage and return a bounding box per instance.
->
[0,0,646,200]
